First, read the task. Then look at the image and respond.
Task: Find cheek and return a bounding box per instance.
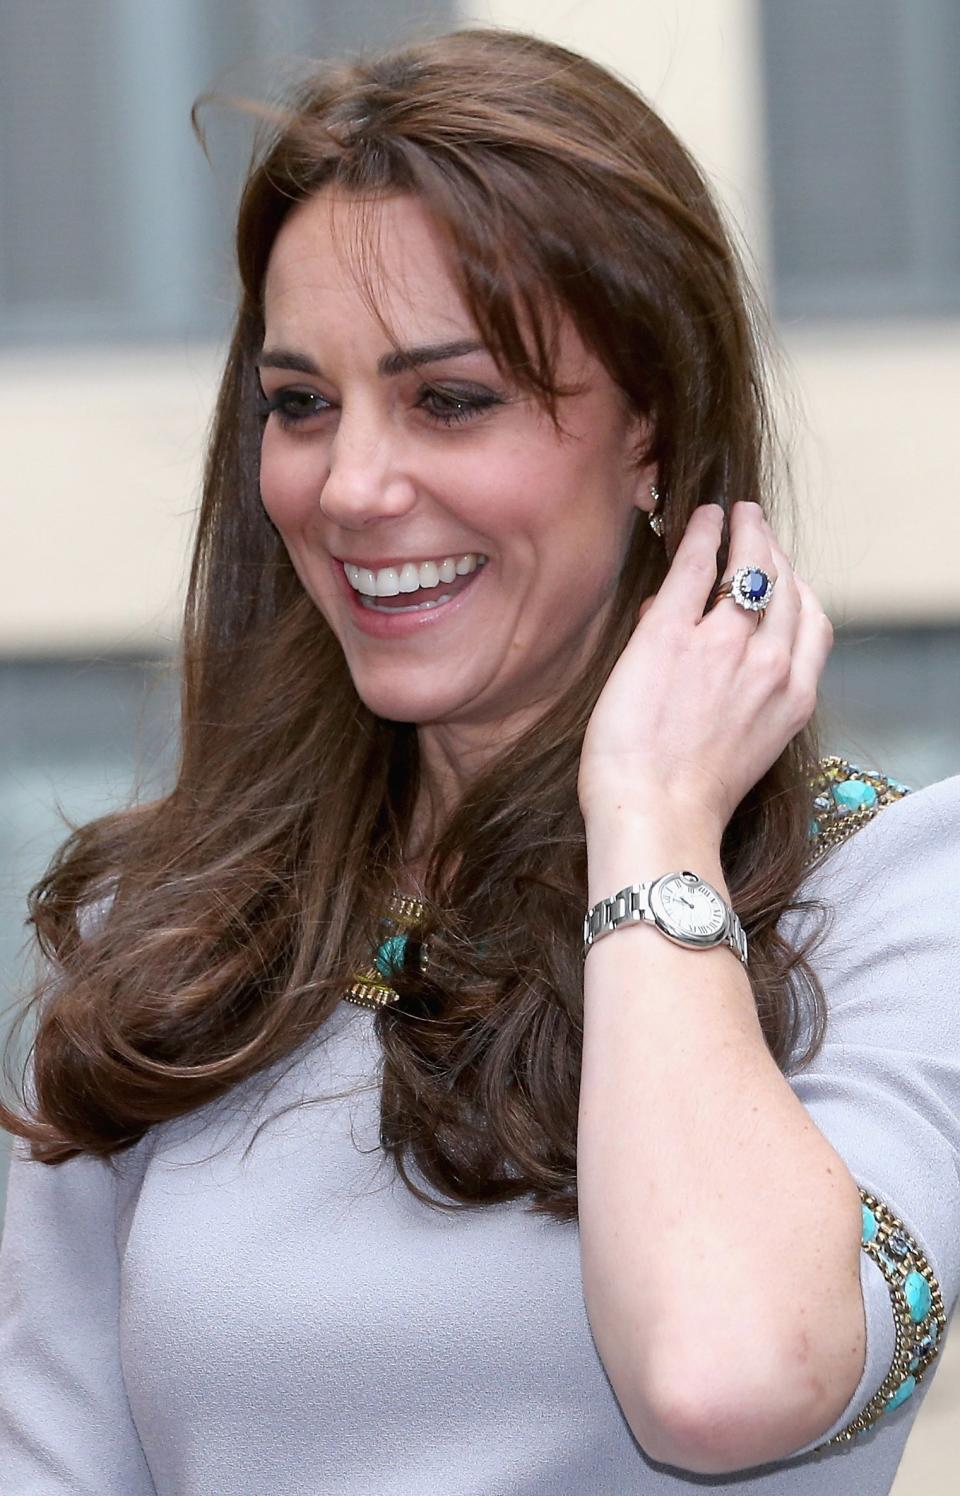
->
[259,430,324,533]
[552,550,620,627]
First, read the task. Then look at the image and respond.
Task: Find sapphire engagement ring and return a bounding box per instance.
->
[707,565,775,619]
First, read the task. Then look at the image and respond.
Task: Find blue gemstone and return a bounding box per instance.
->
[887,1232,911,1259]
[909,1354,920,1372]
[886,1375,916,1411]
[861,1205,879,1244]
[809,818,820,838]
[374,932,408,980]
[905,1271,932,1323]
[832,778,878,812]
[742,569,768,601]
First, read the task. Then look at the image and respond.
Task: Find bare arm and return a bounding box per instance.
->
[576,804,865,1473]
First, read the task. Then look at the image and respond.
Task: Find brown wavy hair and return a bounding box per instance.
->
[1,27,835,1222]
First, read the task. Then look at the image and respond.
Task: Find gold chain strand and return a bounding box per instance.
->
[818,1188,947,1446]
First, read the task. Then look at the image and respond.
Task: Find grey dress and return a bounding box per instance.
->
[1,770,958,1494]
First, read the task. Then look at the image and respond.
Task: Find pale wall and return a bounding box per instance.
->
[0,345,219,654]
[1,0,956,656]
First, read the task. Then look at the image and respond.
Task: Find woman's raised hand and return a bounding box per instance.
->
[577,501,834,837]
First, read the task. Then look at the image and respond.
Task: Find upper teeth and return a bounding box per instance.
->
[344,553,487,597]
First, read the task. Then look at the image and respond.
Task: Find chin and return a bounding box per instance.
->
[350,676,479,726]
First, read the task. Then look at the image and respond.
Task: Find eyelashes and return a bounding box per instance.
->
[256,384,502,431]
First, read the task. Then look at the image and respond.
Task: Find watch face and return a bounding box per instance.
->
[650,872,727,945]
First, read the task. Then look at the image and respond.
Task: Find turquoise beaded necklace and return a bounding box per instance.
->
[343,892,428,1009]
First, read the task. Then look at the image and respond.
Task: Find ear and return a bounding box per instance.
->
[622,410,658,514]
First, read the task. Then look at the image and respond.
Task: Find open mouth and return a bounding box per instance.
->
[356,564,482,612]
[340,554,488,618]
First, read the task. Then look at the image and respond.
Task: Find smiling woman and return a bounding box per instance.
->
[1,24,957,1496]
[254,188,654,735]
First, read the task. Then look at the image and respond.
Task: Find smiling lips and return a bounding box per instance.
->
[343,552,488,609]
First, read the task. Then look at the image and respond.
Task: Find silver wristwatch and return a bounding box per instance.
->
[582,870,748,966]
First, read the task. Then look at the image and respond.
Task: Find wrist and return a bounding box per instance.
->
[584,815,728,908]
[578,768,727,843]
[581,788,725,851]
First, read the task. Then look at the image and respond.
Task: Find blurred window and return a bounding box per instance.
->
[760,0,960,318]
[0,0,454,346]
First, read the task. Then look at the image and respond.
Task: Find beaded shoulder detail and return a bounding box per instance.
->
[817,1190,947,1447]
[805,754,913,865]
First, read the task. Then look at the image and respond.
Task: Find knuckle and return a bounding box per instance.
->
[755,640,792,683]
[687,550,718,580]
[704,608,744,645]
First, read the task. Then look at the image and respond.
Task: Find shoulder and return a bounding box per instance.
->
[784,755,960,1023]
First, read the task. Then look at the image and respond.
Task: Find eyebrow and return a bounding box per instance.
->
[256,339,486,379]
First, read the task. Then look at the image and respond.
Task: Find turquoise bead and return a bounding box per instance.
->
[886,1375,916,1411]
[905,1271,932,1323]
[861,1205,878,1244]
[809,818,820,838]
[374,932,408,980]
[832,778,878,812]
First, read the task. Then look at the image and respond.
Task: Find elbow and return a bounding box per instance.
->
[627,1353,849,1475]
[620,1285,867,1473]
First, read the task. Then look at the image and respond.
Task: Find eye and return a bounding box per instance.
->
[256,381,502,432]
[256,386,331,430]
[416,386,502,426]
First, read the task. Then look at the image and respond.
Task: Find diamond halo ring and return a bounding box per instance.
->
[706,565,776,619]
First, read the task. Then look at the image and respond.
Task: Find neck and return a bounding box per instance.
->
[402,721,501,895]
[406,696,562,891]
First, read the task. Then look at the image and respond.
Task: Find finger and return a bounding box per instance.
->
[646,503,725,629]
[753,530,800,646]
[727,501,778,588]
[788,573,835,725]
[700,501,777,632]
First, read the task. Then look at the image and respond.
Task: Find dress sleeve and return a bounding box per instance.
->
[778,770,960,1457]
[0,1122,157,1493]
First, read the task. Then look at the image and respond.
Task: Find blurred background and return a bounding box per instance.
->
[1,1,957,1482]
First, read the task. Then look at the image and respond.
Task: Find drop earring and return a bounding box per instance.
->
[648,483,665,537]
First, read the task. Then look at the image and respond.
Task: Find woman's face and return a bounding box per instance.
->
[259,190,655,735]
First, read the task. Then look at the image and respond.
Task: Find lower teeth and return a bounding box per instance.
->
[359,592,455,613]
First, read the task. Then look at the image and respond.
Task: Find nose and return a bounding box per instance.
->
[319,404,417,528]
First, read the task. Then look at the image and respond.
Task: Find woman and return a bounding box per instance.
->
[1,26,956,1493]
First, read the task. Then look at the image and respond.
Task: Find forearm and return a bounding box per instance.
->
[576,804,865,1472]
